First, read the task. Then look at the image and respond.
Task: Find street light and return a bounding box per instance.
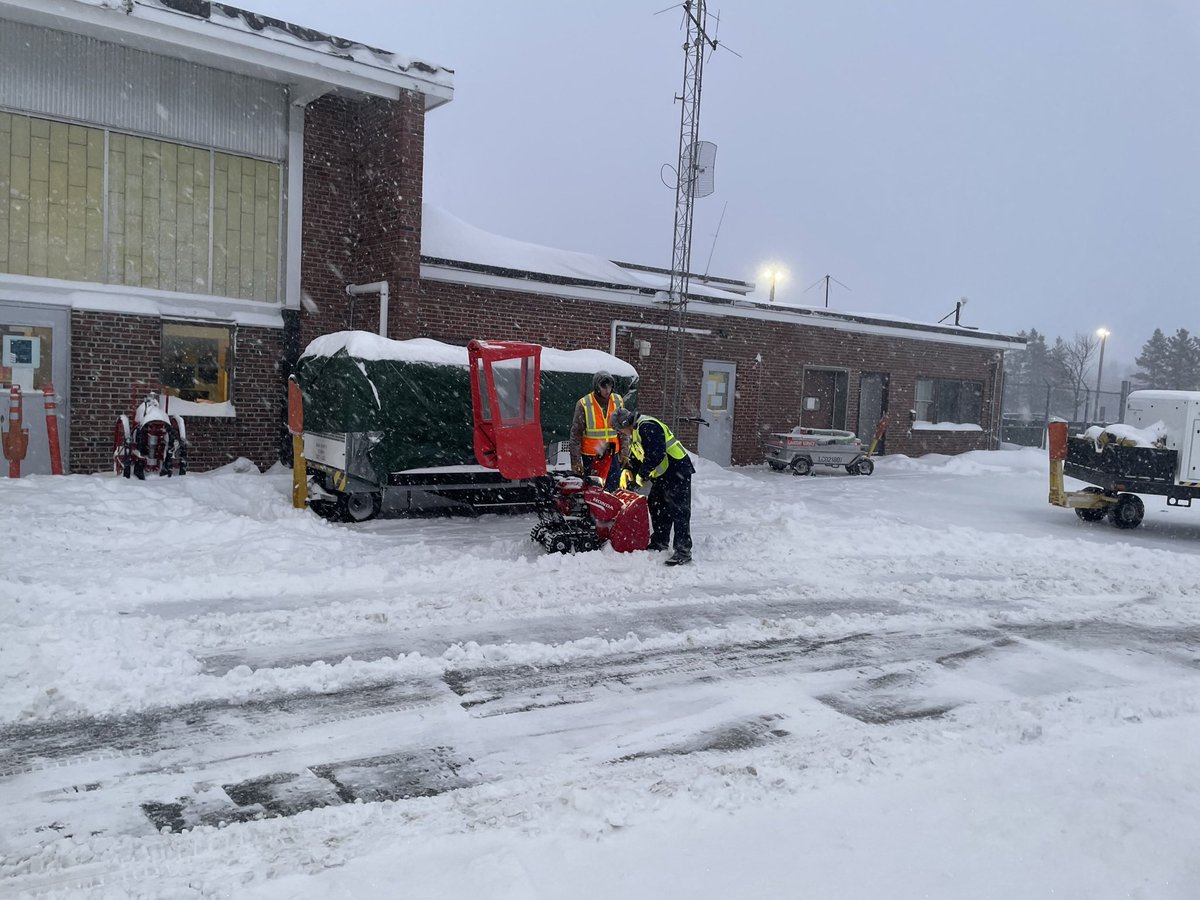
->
[1093,327,1110,422]
[765,269,782,303]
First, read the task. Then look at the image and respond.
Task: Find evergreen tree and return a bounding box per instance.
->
[1133,329,1171,389]
[1164,328,1200,390]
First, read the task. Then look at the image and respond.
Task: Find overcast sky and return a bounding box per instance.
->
[247,0,1200,374]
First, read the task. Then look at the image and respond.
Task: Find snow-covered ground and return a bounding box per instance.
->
[3,448,1200,899]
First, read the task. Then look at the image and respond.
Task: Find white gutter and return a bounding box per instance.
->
[347,282,390,337]
[609,320,712,356]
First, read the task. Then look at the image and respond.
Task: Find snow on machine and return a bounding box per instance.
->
[763,426,873,476]
[467,339,650,555]
[294,331,637,521]
[1048,390,1200,529]
[113,389,188,479]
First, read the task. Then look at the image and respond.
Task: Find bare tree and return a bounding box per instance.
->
[1053,332,1099,419]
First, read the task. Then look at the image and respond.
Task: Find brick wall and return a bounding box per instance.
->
[413,279,1003,464]
[299,91,425,349]
[70,310,282,474]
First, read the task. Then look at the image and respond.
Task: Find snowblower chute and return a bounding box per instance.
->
[467,340,650,554]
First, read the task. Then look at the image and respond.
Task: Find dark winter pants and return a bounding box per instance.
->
[648,467,692,554]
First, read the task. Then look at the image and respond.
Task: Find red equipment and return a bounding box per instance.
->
[113,390,188,479]
[467,339,650,554]
[531,475,651,554]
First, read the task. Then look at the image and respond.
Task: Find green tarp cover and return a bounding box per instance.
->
[297,332,638,480]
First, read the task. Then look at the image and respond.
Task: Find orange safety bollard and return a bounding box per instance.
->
[42,382,64,475]
[2,385,29,478]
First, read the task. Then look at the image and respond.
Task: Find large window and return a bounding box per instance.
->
[1,111,280,302]
[915,378,983,425]
[161,322,234,404]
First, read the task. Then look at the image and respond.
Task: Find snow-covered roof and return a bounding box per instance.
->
[300,330,639,378]
[420,204,1025,352]
[1,0,454,108]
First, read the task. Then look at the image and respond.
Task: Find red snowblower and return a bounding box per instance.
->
[468,339,650,554]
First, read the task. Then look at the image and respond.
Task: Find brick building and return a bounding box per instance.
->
[1,0,1022,477]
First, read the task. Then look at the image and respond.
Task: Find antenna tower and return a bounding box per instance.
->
[662,0,718,429]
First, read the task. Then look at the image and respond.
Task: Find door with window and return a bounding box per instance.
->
[801,368,848,430]
[0,302,70,476]
[697,360,736,466]
[857,372,889,453]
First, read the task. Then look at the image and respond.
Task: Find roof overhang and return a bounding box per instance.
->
[420,261,1026,352]
[0,0,455,109]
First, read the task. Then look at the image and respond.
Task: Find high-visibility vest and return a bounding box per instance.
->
[579,391,623,456]
[629,414,687,479]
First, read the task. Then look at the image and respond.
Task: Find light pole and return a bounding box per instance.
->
[1093,327,1110,422]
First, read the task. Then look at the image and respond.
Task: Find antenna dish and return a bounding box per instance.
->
[685,140,717,198]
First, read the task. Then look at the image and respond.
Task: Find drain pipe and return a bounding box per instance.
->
[346,281,390,337]
[609,319,713,356]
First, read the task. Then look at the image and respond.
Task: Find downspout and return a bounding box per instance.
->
[347,282,390,337]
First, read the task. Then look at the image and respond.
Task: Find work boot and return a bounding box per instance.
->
[664,550,692,566]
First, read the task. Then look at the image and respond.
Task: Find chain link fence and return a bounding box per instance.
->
[1000,379,1130,448]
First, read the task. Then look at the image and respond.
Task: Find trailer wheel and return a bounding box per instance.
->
[853,458,874,476]
[791,457,812,476]
[766,461,787,472]
[1109,493,1144,529]
[338,491,382,523]
[1075,486,1109,522]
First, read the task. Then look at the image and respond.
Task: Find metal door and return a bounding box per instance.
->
[857,372,889,452]
[697,360,736,466]
[0,302,70,476]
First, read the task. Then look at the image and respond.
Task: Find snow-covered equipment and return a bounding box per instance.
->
[763,426,873,476]
[112,390,187,479]
[1048,390,1200,529]
[466,339,650,554]
[295,332,637,521]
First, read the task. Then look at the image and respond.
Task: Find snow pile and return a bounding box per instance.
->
[3,447,1200,899]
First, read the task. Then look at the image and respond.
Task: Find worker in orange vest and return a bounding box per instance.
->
[569,371,627,491]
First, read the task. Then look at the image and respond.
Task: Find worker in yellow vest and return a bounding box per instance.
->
[612,407,695,566]
[569,371,627,491]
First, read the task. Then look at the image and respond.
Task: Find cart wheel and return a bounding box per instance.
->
[791,457,812,476]
[854,458,875,476]
[338,491,382,523]
[1074,486,1108,522]
[1109,493,1144,529]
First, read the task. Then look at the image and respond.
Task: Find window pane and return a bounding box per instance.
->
[915,378,933,421]
[161,322,232,403]
[0,113,104,281]
[212,153,280,302]
[108,135,211,293]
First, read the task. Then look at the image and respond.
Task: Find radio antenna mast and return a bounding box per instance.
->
[662,0,719,430]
